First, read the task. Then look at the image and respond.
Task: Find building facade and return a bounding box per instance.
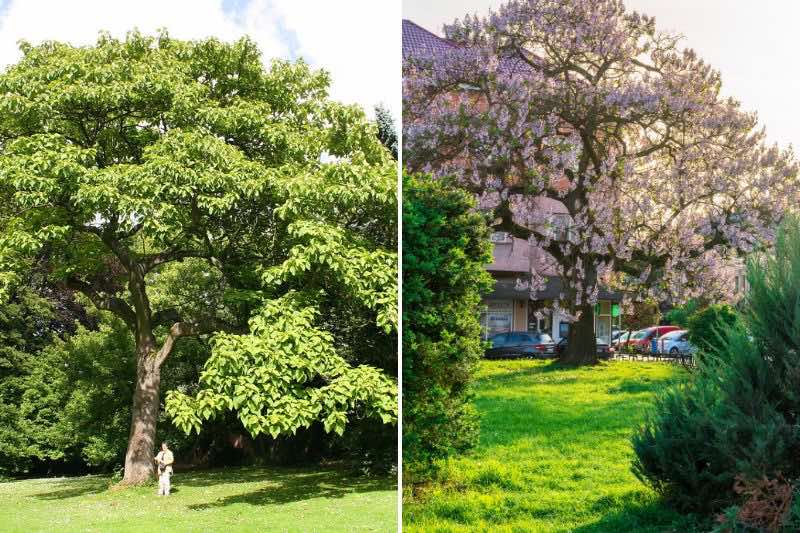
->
[481,231,622,344]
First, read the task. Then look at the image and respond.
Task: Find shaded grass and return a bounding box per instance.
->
[403,360,700,532]
[0,464,396,532]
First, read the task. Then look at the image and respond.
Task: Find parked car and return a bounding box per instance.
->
[485,331,556,359]
[611,330,630,345]
[617,326,681,353]
[657,329,696,355]
[555,337,611,359]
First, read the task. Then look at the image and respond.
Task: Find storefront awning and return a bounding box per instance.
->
[486,276,623,302]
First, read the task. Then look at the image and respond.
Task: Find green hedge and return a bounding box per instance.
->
[402,174,493,481]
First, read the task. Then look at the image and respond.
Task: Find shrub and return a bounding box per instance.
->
[687,303,742,354]
[402,173,493,481]
[632,216,800,517]
[664,299,701,329]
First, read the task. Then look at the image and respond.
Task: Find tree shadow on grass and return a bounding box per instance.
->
[187,469,394,510]
[174,466,283,487]
[607,377,681,395]
[571,491,701,533]
[481,359,681,390]
[31,476,109,500]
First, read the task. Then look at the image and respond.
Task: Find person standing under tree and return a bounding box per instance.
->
[154,442,174,496]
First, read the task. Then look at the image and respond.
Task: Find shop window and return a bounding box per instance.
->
[482,300,513,339]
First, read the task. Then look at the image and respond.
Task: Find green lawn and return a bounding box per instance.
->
[403,359,700,532]
[0,465,396,532]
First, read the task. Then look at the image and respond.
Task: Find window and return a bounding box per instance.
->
[734,273,748,294]
[482,300,513,339]
[596,316,611,345]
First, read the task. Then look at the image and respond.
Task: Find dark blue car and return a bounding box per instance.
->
[485,331,556,359]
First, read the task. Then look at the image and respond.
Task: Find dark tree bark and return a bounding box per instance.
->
[560,260,598,365]
[561,303,597,365]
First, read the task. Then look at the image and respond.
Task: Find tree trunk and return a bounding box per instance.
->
[121,351,161,484]
[561,302,597,365]
[120,267,162,485]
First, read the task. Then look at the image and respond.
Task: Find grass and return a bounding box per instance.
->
[0,464,396,532]
[403,359,701,532]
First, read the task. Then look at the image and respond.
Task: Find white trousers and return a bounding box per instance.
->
[158,471,171,495]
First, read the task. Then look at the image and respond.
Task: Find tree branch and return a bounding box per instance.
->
[63,276,137,332]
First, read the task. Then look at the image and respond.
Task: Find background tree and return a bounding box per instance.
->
[0,287,64,476]
[402,173,493,481]
[403,0,798,364]
[0,31,396,483]
[622,297,661,332]
[375,104,398,160]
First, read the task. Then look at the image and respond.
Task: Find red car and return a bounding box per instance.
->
[617,326,680,353]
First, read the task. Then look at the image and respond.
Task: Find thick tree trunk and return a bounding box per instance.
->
[560,255,599,366]
[561,302,597,365]
[121,351,161,484]
[120,266,163,485]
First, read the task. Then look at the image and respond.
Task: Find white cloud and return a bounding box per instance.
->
[0,0,399,119]
[263,0,401,118]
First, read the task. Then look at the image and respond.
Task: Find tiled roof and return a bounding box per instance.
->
[402,18,533,75]
[402,19,457,58]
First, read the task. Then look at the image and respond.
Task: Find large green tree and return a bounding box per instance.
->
[0,31,396,484]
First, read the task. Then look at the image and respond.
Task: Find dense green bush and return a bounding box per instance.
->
[0,312,208,476]
[632,216,800,517]
[663,299,700,329]
[402,174,493,480]
[687,303,742,354]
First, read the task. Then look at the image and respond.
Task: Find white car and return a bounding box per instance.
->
[657,329,696,355]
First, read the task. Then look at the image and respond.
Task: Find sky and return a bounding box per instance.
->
[403,0,800,152]
[0,0,400,118]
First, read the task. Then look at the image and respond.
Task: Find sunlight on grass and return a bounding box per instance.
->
[0,465,396,532]
[403,360,698,532]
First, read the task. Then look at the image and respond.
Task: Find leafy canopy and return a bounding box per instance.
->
[167,293,397,439]
[0,30,387,297]
[0,30,398,444]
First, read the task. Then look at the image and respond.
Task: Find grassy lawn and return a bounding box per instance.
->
[404,359,700,532]
[0,464,396,532]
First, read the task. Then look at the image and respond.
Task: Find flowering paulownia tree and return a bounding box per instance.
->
[404,0,799,364]
[0,31,397,483]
